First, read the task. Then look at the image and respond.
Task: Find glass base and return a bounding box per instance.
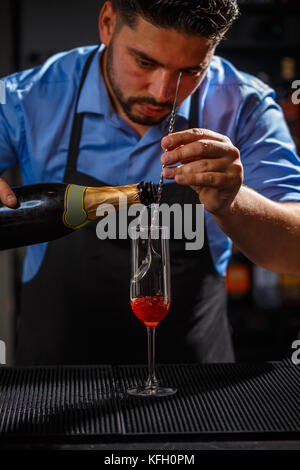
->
[127,385,177,397]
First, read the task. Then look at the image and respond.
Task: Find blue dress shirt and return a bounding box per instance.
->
[1,45,300,282]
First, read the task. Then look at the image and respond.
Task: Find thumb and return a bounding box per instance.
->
[0,178,17,207]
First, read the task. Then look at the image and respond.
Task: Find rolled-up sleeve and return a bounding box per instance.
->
[237,89,300,203]
[0,78,22,176]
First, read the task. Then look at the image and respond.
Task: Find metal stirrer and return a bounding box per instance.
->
[132,74,183,282]
[156,71,183,204]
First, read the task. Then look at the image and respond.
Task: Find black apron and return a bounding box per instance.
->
[16,48,234,365]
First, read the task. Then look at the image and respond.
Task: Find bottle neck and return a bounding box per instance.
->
[63,183,141,229]
[84,184,141,220]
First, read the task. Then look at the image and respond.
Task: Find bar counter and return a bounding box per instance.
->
[0,361,299,450]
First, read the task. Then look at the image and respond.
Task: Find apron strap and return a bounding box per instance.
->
[63,46,99,182]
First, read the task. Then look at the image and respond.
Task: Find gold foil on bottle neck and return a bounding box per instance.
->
[84,184,141,220]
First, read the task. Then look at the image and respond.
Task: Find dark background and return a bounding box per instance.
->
[0,0,300,365]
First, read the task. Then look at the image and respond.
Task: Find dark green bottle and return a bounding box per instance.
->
[0,181,157,250]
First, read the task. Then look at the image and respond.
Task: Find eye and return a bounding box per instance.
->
[136,59,155,69]
[183,69,202,77]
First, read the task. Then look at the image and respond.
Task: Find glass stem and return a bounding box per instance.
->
[146,326,158,388]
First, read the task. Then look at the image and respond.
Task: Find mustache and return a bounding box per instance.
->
[127,96,173,110]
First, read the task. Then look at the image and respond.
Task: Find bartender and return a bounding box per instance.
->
[1,0,300,365]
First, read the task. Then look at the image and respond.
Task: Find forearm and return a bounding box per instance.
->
[212,185,300,276]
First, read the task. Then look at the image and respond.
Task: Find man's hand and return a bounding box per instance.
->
[0,178,17,207]
[161,128,243,216]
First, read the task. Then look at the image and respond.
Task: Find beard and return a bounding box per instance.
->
[106,42,173,127]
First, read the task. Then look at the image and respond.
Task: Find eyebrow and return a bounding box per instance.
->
[127,47,207,72]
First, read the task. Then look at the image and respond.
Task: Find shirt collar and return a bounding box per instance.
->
[176,74,209,122]
[77,44,111,116]
[176,94,191,121]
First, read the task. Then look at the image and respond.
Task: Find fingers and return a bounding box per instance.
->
[163,159,243,188]
[163,156,230,179]
[161,128,230,151]
[174,171,228,187]
[0,178,17,207]
[163,163,227,187]
[161,139,239,165]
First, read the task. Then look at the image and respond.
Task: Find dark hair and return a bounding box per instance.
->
[112,0,239,42]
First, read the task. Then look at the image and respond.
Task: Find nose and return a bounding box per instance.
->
[147,70,176,105]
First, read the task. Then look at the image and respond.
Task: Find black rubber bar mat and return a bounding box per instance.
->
[116,362,300,437]
[0,366,120,438]
[0,362,299,440]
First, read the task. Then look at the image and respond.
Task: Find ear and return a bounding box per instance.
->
[98,1,117,46]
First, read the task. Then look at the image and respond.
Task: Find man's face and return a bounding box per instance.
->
[101,9,215,129]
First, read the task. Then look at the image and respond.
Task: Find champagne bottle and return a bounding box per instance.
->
[0,181,157,250]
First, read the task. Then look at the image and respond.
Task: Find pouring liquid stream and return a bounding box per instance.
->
[133,72,182,282]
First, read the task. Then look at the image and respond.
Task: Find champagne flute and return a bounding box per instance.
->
[128,225,177,397]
